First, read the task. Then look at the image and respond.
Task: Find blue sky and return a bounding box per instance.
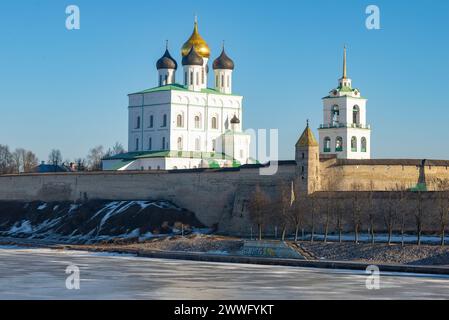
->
[0,0,448,161]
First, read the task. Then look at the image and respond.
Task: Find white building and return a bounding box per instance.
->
[318,47,371,160]
[103,19,252,171]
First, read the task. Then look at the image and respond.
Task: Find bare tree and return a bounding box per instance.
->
[308,196,319,243]
[366,181,376,244]
[87,145,105,171]
[74,158,87,171]
[415,189,424,246]
[48,149,63,167]
[105,142,126,158]
[289,195,305,242]
[350,183,363,244]
[397,185,407,247]
[0,145,14,174]
[277,183,293,241]
[11,149,38,173]
[434,178,449,246]
[248,185,270,241]
[334,198,344,243]
[23,150,38,173]
[383,191,397,245]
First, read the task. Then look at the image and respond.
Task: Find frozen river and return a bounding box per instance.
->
[1,246,449,299]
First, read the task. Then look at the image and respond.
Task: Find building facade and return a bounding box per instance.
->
[103,19,252,171]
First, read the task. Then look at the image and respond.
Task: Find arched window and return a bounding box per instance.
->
[164,75,168,85]
[135,138,139,151]
[195,138,201,151]
[176,114,183,128]
[162,114,167,127]
[221,74,224,87]
[361,137,367,152]
[149,115,154,128]
[194,115,201,129]
[324,137,331,152]
[162,137,166,150]
[184,72,187,85]
[148,137,152,151]
[159,75,162,87]
[216,75,219,87]
[335,137,343,152]
[196,72,199,85]
[351,136,357,152]
[177,137,183,151]
[353,106,360,125]
[211,116,218,130]
[332,105,340,126]
[227,75,230,88]
[136,116,141,129]
[202,69,205,84]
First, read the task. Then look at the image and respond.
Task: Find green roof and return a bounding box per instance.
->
[322,85,365,100]
[130,84,239,96]
[104,150,235,161]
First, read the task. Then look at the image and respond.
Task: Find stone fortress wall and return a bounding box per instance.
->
[2,155,449,235]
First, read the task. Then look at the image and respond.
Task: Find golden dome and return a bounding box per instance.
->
[181,19,211,59]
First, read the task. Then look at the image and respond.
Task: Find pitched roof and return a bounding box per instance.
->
[296,125,318,147]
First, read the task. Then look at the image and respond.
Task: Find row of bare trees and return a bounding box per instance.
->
[0,142,126,174]
[248,179,449,246]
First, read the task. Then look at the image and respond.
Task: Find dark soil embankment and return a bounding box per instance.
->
[0,200,206,243]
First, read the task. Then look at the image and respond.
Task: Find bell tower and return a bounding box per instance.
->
[296,121,320,195]
[318,47,371,160]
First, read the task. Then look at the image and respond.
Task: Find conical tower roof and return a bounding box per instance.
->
[296,121,318,147]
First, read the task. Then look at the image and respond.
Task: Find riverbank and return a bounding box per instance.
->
[3,235,449,275]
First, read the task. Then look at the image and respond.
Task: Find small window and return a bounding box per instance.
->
[162,137,166,150]
[136,116,141,129]
[159,75,162,87]
[351,136,357,152]
[177,137,183,151]
[202,69,205,84]
[211,117,218,130]
[194,115,201,129]
[135,138,139,151]
[196,72,199,85]
[336,137,343,152]
[190,72,193,85]
[324,137,331,153]
[184,72,187,85]
[221,75,224,87]
[149,115,154,128]
[227,75,230,88]
[177,114,183,128]
[162,114,167,127]
[331,105,340,126]
[148,137,152,150]
[361,137,367,152]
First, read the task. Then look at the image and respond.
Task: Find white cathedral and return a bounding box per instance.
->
[103,19,252,171]
[103,20,371,171]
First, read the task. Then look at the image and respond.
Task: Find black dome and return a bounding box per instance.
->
[182,46,204,66]
[213,49,235,70]
[230,115,240,124]
[156,49,178,70]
